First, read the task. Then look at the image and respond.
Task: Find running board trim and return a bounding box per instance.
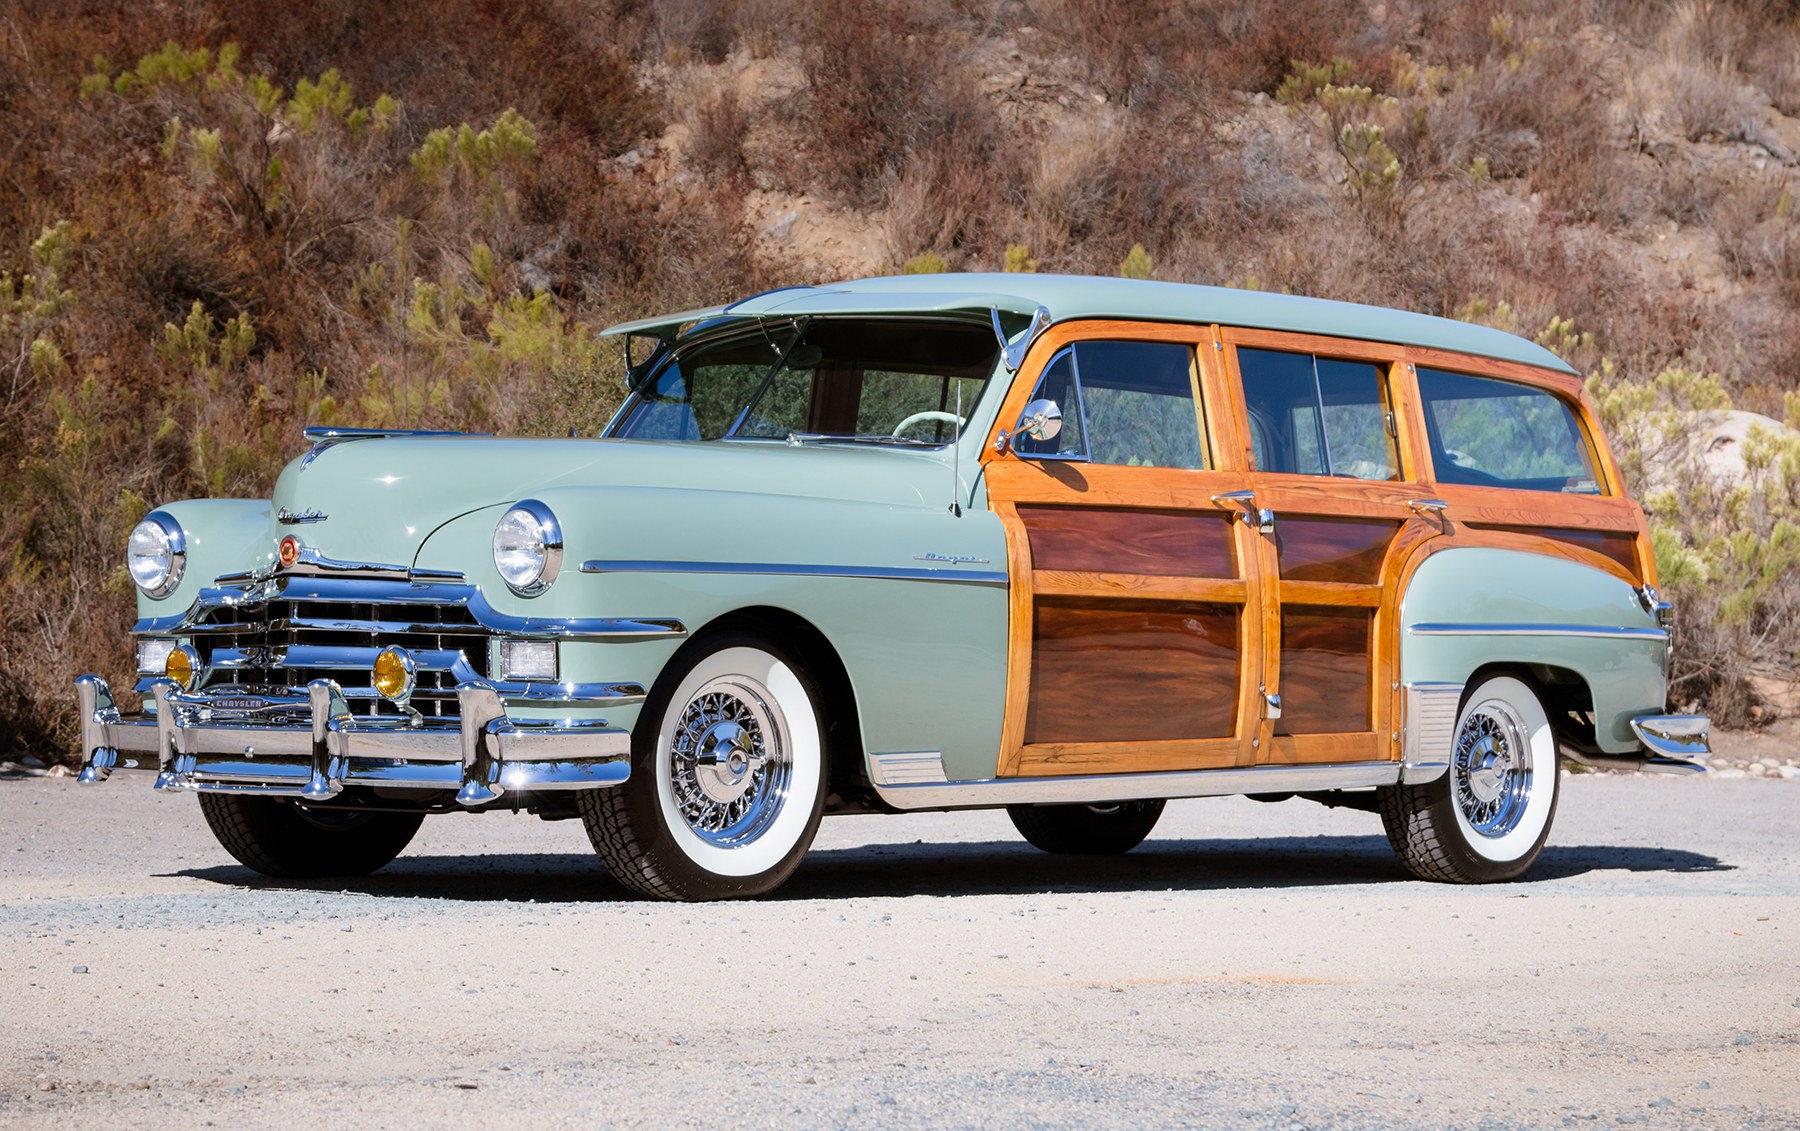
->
[870,761,1401,811]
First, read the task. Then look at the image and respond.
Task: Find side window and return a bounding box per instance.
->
[1237,348,1398,481]
[1417,368,1602,493]
[1011,341,1207,469]
[1012,348,1087,458]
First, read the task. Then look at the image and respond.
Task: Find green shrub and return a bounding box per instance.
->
[1591,361,1800,723]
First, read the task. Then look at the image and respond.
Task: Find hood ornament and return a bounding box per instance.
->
[277,507,327,525]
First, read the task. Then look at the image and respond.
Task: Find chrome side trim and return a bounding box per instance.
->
[868,751,949,787]
[578,560,1009,587]
[871,761,1401,811]
[1401,681,1463,784]
[1408,622,1668,641]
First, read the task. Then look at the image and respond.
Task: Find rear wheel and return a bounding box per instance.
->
[197,794,424,878]
[1007,799,1166,855]
[1378,674,1561,883]
[579,633,827,901]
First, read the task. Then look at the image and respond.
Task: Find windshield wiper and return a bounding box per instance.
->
[724,318,810,439]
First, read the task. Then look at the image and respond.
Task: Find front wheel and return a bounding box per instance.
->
[1007,799,1166,854]
[197,794,424,878]
[579,633,827,901]
[1378,674,1561,883]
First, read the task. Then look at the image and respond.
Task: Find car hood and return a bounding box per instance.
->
[268,435,956,571]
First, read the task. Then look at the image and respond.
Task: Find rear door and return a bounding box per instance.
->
[1221,330,1444,767]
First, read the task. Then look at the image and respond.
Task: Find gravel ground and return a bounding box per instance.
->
[1,771,1796,1129]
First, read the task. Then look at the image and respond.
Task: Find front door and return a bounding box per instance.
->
[983,323,1267,777]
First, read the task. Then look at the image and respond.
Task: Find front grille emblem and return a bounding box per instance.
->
[278,536,300,568]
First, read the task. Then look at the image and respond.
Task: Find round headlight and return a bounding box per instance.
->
[128,512,186,598]
[492,500,562,596]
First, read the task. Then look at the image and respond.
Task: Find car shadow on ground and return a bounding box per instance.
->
[170,835,1732,903]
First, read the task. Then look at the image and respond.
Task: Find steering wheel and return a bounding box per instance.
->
[892,411,967,438]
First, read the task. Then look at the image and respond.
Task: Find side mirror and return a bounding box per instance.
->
[995,398,1063,454]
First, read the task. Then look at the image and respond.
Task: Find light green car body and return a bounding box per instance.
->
[123,273,1677,791]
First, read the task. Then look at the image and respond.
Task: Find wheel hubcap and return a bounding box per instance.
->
[1452,700,1533,838]
[668,677,790,847]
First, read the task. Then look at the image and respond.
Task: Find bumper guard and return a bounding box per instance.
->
[73,675,630,805]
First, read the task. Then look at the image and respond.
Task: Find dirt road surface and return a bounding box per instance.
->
[2,772,1796,1129]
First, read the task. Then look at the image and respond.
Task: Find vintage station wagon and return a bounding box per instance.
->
[74,274,1710,900]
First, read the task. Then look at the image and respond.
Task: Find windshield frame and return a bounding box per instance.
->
[602,314,1007,449]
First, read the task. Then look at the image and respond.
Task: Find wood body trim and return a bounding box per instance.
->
[994,500,1034,777]
[1034,572,1248,604]
[1014,737,1243,776]
[981,316,1652,782]
[1279,581,1383,607]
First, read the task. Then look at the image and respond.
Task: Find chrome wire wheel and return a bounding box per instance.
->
[580,634,827,900]
[1377,674,1560,884]
[667,676,792,848]
[1451,698,1533,839]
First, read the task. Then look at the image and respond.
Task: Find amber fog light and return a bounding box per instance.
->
[164,644,201,692]
[373,647,417,704]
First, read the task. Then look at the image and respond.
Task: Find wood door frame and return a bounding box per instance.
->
[984,321,1263,777]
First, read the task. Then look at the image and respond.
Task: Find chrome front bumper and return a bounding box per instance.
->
[73,675,630,805]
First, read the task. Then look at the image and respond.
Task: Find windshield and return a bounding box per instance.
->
[608,318,998,444]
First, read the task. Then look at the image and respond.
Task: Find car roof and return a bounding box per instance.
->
[600,273,1577,376]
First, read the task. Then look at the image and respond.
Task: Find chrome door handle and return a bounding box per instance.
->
[1407,498,1448,515]
[1210,491,1276,534]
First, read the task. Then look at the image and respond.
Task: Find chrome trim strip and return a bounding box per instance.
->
[135,674,644,709]
[298,426,479,470]
[1401,681,1463,784]
[578,560,1009,587]
[129,575,686,641]
[869,751,949,787]
[871,761,1401,811]
[214,546,468,584]
[1407,622,1668,641]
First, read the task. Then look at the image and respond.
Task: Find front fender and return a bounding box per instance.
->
[416,487,1012,780]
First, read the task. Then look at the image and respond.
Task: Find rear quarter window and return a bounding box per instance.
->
[1417,368,1602,494]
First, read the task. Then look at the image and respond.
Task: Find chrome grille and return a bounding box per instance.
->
[189,585,490,719]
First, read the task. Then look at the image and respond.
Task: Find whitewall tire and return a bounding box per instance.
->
[580,633,827,900]
[1378,675,1561,883]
